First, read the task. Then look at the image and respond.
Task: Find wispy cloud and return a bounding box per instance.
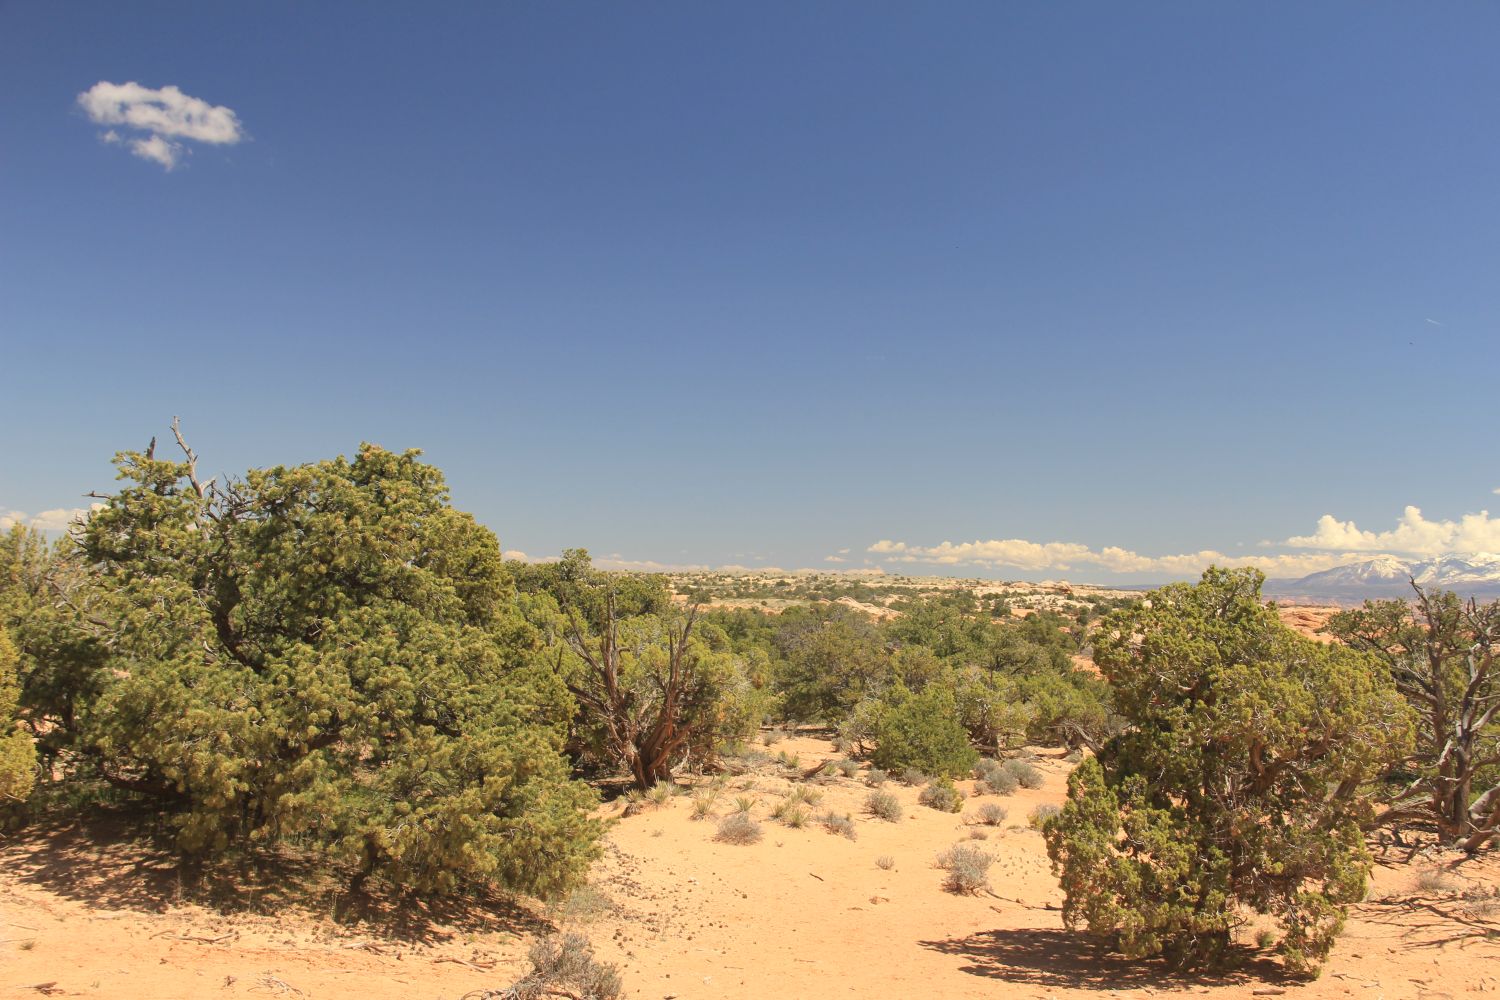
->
[78,81,244,170]
[867,538,1362,578]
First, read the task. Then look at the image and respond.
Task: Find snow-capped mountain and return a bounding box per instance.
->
[1269,553,1500,602]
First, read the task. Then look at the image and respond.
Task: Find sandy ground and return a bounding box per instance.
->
[2,734,1495,1000]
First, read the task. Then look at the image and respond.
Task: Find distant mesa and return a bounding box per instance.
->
[1268,553,1500,603]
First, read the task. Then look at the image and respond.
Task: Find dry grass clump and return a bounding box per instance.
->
[786,784,823,806]
[865,768,889,787]
[820,810,857,840]
[690,790,718,820]
[936,843,993,895]
[1003,759,1044,789]
[865,790,902,822]
[836,758,861,778]
[1028,803,1061,829]
[875,855,896,870]
[1414,868,1458,894]
[975,759,1018,795]
[973,802,1008,826]
[899,767,928,787]
[918,778,965,813]
[715,812,763,845]
[771,797,810,828]
[490,931,623,1000]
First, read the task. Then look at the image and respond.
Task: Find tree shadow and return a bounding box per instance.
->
[0,807,552,946]
[919,928,1290,991]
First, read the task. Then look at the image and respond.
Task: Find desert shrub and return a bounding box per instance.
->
[918,778,965,813]
[1028,803,1060,829]
[865,790,902,822]
[779,803,809,828]
[820,810,857,840]
[836,758,861,778]
[732,795,756,814]
[506,931,623,1000]
[975,802,1008,826]
[937,843,992,894]
[865,768,889,787]
[786,784,823,806]
[775,750,801,769]
[968,829,989,840]
[715,812,763,845]
[871,684,978,779]
[899,767,928,787]
[979,767,1019,796]
[1003,759,1044,790]
[646,782,675,806]
[690,791,717,820]
[1414,869,1457,894]
[0,626,36,805]
[1045,568,1412,975]
[76,440,601,897]
[875,855,896,870]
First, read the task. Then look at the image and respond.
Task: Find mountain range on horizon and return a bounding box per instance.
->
[1266,553,1500,603]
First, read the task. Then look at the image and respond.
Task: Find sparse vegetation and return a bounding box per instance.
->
[865,790,902,822]
[918,778,965,813]
[714,812,763,845]
[974,802,1008,826]
[1028,803,1060,829]
[936,843,992,894]
[1003,759,1044,789]
[820,810,857,840]
[864,768,889,786]
[497,931,623,1000]
[875,854,896,870]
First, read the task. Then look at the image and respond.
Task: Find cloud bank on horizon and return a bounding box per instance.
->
[1,506,101,535]
[868,497,1500,580]
[78,81,244,170]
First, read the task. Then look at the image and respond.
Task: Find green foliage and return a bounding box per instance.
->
[527,554,767,787]
[1326,588,1500,851]
[75,439,599,897]
[0,625,36,804]
[870,684,977,779]
[1045,568,1413,975]
[774,609,886,724]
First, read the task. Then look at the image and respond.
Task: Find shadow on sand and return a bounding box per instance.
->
[0,807,552,946]
[919,927,1290,991]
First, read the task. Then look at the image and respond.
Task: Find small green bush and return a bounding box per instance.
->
[899,767,928,787]
[865,768,889,787]
[865,790,902,822]
[918,778,965,813]
[871,685,978,779]
[836,758,861,778]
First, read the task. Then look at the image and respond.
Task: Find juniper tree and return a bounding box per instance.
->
[1326,585,1500,851]
[0,625,36,803]
[1045,568,1412,975]
[76,425,599,896]
[527,553,763,787]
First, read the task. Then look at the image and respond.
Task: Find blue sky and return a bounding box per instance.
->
[3,3,1499,581]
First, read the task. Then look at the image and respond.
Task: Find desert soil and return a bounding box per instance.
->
[2,733,1494,1000]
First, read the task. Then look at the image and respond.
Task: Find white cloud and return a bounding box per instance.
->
[129,134,180,169]
[824,554,848,563]
[867,537,1366,578]
[1284,505,1500,556]
[0,505,100,534]
[78,81,244,171]
[501,550,529,562]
